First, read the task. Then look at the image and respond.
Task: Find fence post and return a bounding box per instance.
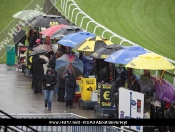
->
[71,8,79,21]
[75,12,85,25]
[65,0,72,15]
[93,25,101,34]
[80,16,89,27]
[85,21,94,31]
[68,4,76,18]
[101,29,110,37]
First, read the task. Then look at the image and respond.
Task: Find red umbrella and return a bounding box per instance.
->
[40,24,67,36]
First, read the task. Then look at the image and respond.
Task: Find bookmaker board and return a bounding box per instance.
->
[119,88,144,132]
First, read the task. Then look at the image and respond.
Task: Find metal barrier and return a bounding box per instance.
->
[51,0,175,86]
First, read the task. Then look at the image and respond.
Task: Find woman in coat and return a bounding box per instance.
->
[64,68,76,108]
[43,68,56,111]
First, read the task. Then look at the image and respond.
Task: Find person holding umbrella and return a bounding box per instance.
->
[43,68,56,111]
[30,53,46,94]
[64,68,76,108]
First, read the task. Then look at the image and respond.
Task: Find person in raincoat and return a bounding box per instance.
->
[129,75,141,92]
[56,74,65,102]
[43,68,56,111]
[165,100,175,132]
[64,68,76,108]
[30,54,46,94]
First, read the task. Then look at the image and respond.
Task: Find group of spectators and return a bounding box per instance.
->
[30,43,77,111]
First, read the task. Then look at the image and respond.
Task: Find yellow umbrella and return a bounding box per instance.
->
[73,36,113,52]
[125,52,175,70]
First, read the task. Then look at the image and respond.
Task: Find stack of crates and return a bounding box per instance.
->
[81,77,96,101]
[97,83,112,108]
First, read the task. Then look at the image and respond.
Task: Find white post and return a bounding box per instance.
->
[80,16,89,27]
[65,0,72,15]
[68,4,76,18]
[85,21,94,31]
[75,12,84,25]
[62,0,66,13]
[93,25,101,34]
[155,70,158,76]
[110,34,117,41]
[71,8,79,21]
[101,29,109,37]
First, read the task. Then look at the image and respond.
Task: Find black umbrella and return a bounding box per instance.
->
[51,26,82,39]
[29,50,46,56]
[29,15,69,27]
[91,44,123,59]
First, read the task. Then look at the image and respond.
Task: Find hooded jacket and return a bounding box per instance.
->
[43,69,56,90]
[165,100,175,131]
[64,68,76,100]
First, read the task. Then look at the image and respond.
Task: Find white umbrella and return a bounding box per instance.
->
[12,10,45,20]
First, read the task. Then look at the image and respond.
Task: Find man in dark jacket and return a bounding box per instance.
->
[64,68,76,108]
[31,54,46,94]
[129,75,141,92]
[165,100,175,132]
[43,68,56,111]
[56,74,65,102]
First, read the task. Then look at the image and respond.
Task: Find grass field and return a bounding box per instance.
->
[56,0,175,83]
[0,0,44,63]
[56,0,175,61]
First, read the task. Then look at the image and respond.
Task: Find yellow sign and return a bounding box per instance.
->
[102,102,111,107]
[101,55,109,59]
[86,80,94,85]
[49,22,59,26]
[92,52,98,57]
[103,91,110,100]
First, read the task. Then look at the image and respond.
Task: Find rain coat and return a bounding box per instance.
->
[43,69,56,90]
[64,69,76,100]
[165,100,175,131]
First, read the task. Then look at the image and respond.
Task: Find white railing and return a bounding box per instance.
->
[53,0,175,86]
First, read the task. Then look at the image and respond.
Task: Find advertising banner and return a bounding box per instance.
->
[119,88,144,132]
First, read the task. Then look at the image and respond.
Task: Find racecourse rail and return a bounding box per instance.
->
[51,0,175,86]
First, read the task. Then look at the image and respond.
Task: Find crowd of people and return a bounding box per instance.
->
[13,26,175,132]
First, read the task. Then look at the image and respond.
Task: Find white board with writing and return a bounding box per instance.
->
[119,88,144,132]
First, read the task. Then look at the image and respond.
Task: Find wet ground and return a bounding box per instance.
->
[0,64,109,119]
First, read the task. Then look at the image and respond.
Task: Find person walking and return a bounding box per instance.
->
[43,68,56,111]
[64,68,76,108]
[30,54,46,94]
[165,100,175,132]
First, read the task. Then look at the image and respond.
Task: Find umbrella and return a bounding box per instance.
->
[40,24,67,36]
[33,44,53,53]
[74,36,113,52]
[50,26,82,39]
[12,10,45,20]
[30,15,69,27]
[152,76,175,103]
[29,50,46,56]
[104,46,148,64]
[57,32,96,47]
[55,54,83,78]
[91,44,123,59]
[125,52,175,70]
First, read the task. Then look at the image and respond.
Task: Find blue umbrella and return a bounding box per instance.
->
[104,46,149,64]
[57,31,95,47]
[55,54,83,78]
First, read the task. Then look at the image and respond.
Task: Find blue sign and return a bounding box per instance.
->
[131,100,136,106]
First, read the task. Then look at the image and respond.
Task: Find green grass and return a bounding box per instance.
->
[56,0,175,83]
[0,0,44,63]
[56,0,175,61]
